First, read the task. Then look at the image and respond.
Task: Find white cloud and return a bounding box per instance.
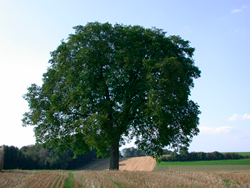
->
[231,5,248,13]
[231,9,242,13]
[228,114,250,121]
[199,126,232,134]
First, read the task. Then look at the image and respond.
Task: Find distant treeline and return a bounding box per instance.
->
[160,151,250,162]
[121,147,171,158]
[2,145,98,170]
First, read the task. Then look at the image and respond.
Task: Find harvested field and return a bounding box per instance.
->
[0,170,35,188]
[1,170,250,187]
[80,156,156,171]
[1,156,250,187]
[0,170,68,188]
[22,170,68,188]
[119,156,156,171]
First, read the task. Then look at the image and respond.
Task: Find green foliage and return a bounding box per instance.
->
[3,144,97,170]
[3,146,22,169]
[22,22,201,169]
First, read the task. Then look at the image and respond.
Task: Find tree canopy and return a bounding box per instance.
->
[23,22,201,170]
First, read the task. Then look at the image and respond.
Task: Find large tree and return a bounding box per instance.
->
[22,22,201,170]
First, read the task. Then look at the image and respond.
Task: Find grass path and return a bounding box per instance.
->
[64,172,74,188]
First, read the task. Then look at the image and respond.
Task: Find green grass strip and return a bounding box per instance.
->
[64,172,74,188]
[157,158,250,166]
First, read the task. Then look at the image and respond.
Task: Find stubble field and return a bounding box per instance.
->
[1,156,250,188]
[1,169,250,187]
[0,170,68,188]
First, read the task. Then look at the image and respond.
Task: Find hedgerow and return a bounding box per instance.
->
[160,151,250,162]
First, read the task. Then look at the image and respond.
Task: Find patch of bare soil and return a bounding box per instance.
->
[80,156,156,171]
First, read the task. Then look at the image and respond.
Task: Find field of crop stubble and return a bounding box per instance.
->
[1,170,250,187]
[1,156,250,187]
[0,170,68,188]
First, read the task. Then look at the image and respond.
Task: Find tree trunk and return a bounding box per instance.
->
[109,141,119,170]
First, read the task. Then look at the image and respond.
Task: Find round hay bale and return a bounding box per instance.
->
[0,147,4,172]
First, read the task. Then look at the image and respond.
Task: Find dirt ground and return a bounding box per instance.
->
[80,156,156,171]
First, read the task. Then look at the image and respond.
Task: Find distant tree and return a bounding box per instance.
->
[49,149,72,169]
[168,151,179,161]
[212,151,224,160]
[122,148,133,158]
[162,149,172,155]
[179,149,189,161]
[20,145,42,169]
[197,152,206,160]
[137,149,146,157]
[3,146,21,169]
[189,152,199,161]
[22,22,201,170]
[37,148,51,169]
[206,152,214,160]
[122,147,146,158]
[225,152,241,160]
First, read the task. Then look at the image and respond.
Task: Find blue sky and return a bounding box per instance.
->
[0,0,249,152]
